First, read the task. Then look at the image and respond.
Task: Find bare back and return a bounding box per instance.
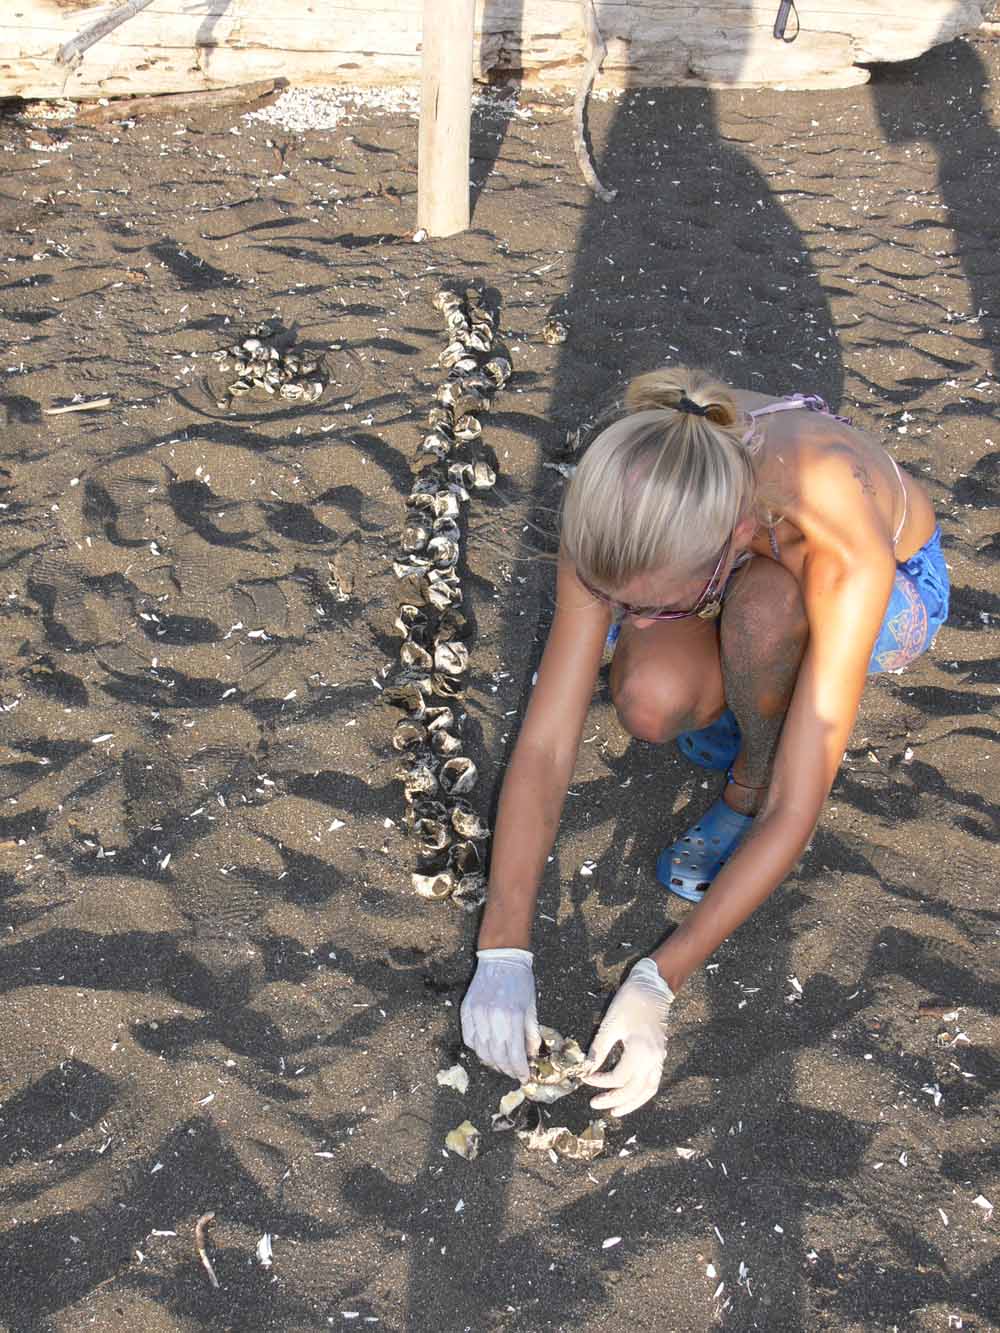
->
[730,389,937,573]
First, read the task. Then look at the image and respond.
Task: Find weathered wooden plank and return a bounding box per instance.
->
[1,0,990,101]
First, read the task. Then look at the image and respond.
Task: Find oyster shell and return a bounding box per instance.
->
[451,873,487,910]
[451,801,491,840]
[391,718,427,751]
[453,414,482,442]
[431,672,465,698]
[432,288,463,313]
[449,840,483,875]
[431,490,461,520]
[483,355,512,384]
[401,521,431,553]
[400,759,438,800]
[414,815,450,854]
[424,705,455,732]
[400,640,434,670]
[394,604,427,636]
[434,641,468,675]
[429,727,463,756]
[426,535,459,570]
[439,756,476,795]
[472,461,497,490]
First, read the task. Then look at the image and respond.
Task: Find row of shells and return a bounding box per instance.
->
[212,321,325,406]
[386,287,506,909]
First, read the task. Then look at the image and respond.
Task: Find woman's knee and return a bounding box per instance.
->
[611,658,724,743]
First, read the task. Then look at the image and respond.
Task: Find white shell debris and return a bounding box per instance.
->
[520,1026,592,1104]
[488,1029,607,1160]
[436,1064,470,1095]
[445,1120,480,1160]
[256,1233,273,1268]
[973,1194,994,1221]
[602,1236,622,1250]
[490,1087,527,1132]
[518,1119,606,1161]
[675,1146,699,1160]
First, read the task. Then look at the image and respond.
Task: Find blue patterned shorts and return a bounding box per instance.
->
[867,526,950,673]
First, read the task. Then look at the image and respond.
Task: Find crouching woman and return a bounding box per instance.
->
[460,367,949,1116]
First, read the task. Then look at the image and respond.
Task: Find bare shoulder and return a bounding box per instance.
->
[777,436,896,559]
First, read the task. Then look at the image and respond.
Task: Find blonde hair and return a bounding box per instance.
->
[561,366,757,586]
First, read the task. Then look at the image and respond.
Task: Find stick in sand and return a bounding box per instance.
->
[44,397,111,415]
[74,80,286,126]
[194,1212,220,1288]
[573,0,618,203]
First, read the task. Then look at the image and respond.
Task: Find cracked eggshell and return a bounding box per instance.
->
[436,1064,470,1095]
[412,870,455,900]
[445,1120,481,1160]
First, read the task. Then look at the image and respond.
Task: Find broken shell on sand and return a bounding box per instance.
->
[491,1086,607,1161]
[521,1026,592,1103]
[541,317,569,345]
[445,1120,481,1160]
[437,1063,470,1095]
[519,1119,606,1161]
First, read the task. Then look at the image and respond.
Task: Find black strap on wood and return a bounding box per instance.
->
[773,0,800,42]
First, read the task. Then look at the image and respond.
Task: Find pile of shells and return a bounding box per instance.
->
[211,322,325,407]
[386,286,508,910]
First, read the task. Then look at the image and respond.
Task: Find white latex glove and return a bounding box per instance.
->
[581,957,674,1116]
[460,947,542,1082]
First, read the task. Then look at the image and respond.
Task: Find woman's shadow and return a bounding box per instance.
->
[403,8,851,1329]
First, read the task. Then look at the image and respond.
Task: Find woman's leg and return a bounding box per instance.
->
[719,558,809,814]
[610,614,725,744]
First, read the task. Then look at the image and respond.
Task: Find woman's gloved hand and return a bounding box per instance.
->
[581,958,675,1116]
[460,947,542,1082]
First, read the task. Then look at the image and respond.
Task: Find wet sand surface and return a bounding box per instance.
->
[0,32,998,1333]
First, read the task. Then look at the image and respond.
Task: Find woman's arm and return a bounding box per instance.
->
[651,456,898,992]
[477,556,610,949]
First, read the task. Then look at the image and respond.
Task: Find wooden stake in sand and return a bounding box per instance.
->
[194,1212,220,1289]
[57,0,159,67]
[417,0,475,237]
[573,0,617,204]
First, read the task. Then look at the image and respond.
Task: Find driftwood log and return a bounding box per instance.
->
[2,1,992,102]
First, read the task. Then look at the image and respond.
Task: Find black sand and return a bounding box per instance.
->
[0,33,998,1332]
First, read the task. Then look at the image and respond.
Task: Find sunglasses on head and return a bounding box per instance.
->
[579,531,734,622]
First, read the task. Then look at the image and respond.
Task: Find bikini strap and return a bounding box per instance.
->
[741,394,829,444]
[887,453,908,547]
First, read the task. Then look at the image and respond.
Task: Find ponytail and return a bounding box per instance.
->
[561,366,756,587]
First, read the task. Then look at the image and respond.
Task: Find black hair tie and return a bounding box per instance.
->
[676,395,711,417]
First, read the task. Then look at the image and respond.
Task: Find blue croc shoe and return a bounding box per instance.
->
[676,708,741,771]
[656,797,753,903]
